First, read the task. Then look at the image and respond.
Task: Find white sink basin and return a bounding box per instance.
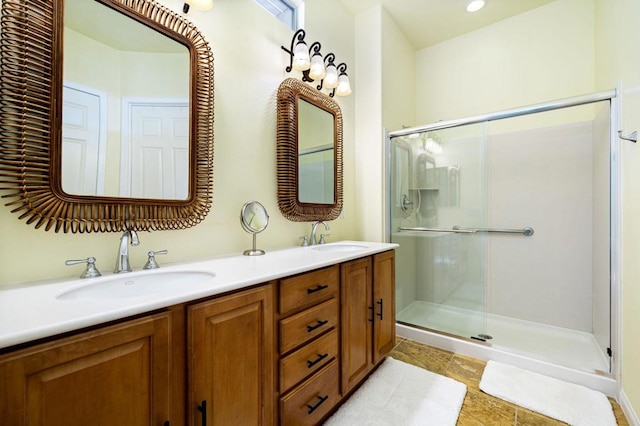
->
[56,270,216,301]
[312,243,367,252]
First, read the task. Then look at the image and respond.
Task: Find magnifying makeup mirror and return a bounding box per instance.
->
[240,201,269,256]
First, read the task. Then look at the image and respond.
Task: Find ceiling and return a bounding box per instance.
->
[337,0,558,49]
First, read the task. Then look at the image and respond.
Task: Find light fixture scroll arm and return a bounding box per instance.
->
[281,29,306,73]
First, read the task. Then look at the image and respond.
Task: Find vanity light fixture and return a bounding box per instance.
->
[281,29,352,97]
[183,0,214,13]
[466,0,487,12]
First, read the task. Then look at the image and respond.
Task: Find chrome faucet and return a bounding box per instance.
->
[114,229,140,273]
[310,221,330,245]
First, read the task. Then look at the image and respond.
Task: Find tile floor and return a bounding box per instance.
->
[389,337,629,425]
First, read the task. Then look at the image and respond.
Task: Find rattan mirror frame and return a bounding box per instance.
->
[276,78,343,222]
[0,0,214,233]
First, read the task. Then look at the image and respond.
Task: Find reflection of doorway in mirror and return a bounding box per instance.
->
[62,83,107,196]
[120,99,189,200]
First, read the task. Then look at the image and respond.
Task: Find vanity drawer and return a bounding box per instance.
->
[280,360,340,426]
[280,329,338,393]
[279,266,339,315]
[280,298,338,354]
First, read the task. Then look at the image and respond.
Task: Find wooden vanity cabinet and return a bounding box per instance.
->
[0,311,173,426]
[341,250,396,394]
[187,283,274,426]
[0,249,395,426]
[277,266,341,426]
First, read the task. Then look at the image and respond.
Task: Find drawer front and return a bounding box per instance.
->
[280,360,340,426]
[280,329,338,393]
[279,266,339,315]
[280,298,338,354]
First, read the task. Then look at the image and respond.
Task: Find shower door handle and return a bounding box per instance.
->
[452,226,534,236]
[398,226,534,236]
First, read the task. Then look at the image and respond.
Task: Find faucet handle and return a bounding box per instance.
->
[319,233,331,244]
[65,257,102,278]
[143,250,168,270]
[299,236,309,247]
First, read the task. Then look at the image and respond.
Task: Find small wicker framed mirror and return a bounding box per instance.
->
[276,78,343,222]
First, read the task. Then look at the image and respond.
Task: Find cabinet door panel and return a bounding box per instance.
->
[340,257,373,394]
[373,250,396,363]
[0,312,172,426]
[188,285,274,426]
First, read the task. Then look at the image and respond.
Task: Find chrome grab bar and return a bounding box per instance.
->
[398,226,534,236]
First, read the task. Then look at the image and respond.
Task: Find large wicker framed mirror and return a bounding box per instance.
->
[0,0,214,233]
[277,78,343,222]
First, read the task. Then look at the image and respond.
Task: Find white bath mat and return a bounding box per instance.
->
[324,357,466,426]
[479,360,616,426]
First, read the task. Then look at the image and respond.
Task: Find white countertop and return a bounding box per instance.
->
[0,241,397,350]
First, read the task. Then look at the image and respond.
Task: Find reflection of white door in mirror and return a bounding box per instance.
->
[62,83,107,196]
[121,101,189,200]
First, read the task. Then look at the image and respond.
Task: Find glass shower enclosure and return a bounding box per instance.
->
[388,93,614,375]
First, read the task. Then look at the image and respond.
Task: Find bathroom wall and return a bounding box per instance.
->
[414,0,596,126]
[354,6,416,243]
[486,120,595,332]
[595,0,640,421]
[0,0,358,285]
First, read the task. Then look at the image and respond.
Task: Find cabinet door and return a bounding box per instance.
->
[0,312,172,426]
[373,250,396,364]
[340,257,373,394]
[188,284,274,426]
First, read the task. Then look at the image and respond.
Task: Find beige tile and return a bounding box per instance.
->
[515,407,567,425]
[445,354,487,392]
[609,397,629,426]
[459,389,516,425]
[389,338,454,374]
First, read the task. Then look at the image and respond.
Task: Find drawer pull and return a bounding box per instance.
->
[368,305,374,322]
[376,298,384,320]
[307,319,329,332]
[307,284,329,294]
[307,352,329,368]
[307,395,329,414]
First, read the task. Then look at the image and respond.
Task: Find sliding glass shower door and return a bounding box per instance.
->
[391,123,491,341]
[389,98,613,374]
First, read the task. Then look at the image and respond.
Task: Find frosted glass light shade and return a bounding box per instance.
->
[336,74,351,96]
[292,42,311,70]
[187,0,214,10]
[308,54,326,80]
[323,64,339,89]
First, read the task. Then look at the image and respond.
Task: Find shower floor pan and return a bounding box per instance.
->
[397,300,610,375]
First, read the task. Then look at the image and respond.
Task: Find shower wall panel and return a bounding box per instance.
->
[487,122,594,332]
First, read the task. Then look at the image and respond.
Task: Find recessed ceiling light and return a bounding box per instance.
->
[466,0,487,12]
